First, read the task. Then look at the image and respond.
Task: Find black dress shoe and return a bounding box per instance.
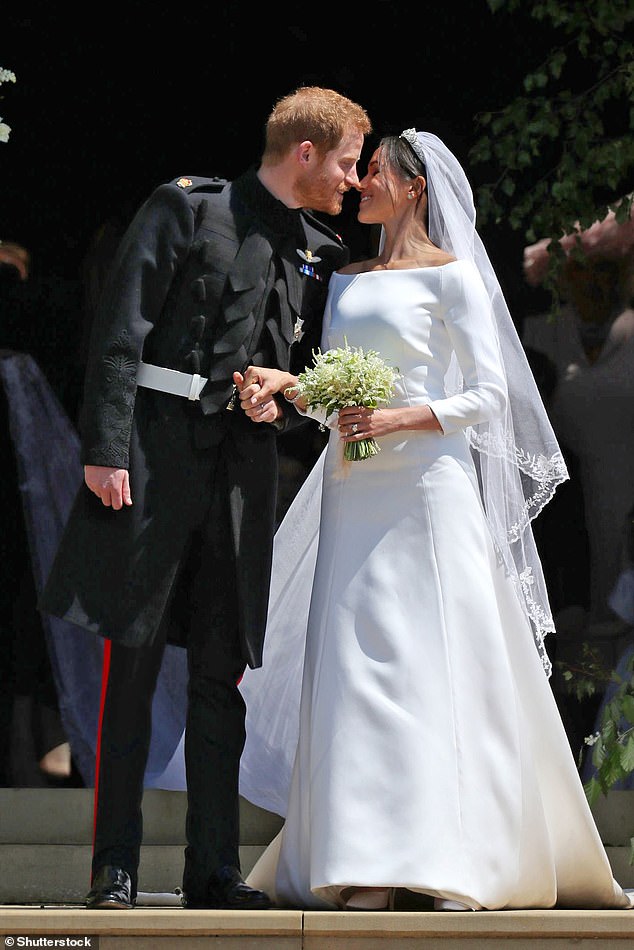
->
[85,865,135,909]
[182,865,272,910]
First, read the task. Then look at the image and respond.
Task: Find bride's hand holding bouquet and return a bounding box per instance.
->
[291,341,398,462]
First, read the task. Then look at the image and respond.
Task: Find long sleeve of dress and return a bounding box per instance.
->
[428,260,507,434]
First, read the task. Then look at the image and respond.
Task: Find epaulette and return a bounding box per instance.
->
[301,208,346,245]
[170,175,228,193]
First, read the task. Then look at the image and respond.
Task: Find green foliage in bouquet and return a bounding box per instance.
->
[297,341,399,462]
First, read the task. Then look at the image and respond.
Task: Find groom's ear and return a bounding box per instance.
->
[297,141,316,167]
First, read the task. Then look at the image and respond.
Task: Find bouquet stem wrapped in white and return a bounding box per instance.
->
[296,341,398,461]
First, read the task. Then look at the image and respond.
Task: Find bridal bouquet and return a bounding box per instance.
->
[296,341,398,461]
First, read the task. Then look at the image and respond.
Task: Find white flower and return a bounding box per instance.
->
[297,340,398,461]
[584,732,601,746]
[0,67,16,143]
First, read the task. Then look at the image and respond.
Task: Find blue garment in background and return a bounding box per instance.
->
[0,350,187,787]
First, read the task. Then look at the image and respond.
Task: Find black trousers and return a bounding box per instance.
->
[91,447,247,897]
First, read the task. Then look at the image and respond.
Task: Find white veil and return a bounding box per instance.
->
[401,129,568,674]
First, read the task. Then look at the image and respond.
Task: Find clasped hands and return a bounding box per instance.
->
[232,367,292,424]
[233,365,400,443]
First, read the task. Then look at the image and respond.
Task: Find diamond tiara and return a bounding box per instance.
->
[399,128,425,164]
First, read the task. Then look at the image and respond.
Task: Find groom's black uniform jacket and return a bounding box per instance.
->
[40,168,348,668]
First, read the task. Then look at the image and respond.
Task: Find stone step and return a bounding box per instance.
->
[0,844,270,904]
[3,839,633,908]
[0,788,282,904]
[0,788,281,845]
[2,905,634,949]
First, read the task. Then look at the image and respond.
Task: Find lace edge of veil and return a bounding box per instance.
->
[515,565,555,677]
[467,426,567,678]
[468,427,569,539]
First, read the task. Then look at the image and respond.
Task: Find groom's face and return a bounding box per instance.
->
[294,129,365,216]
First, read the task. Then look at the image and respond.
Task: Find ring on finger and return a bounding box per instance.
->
[351,422,358,434]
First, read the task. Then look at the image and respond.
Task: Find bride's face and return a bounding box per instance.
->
[356,148,408,225]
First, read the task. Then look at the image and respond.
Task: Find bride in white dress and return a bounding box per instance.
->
[236,130,632,911]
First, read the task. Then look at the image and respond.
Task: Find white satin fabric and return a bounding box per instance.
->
[239,263,630,910]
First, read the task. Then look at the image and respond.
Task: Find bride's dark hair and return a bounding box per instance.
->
[379,135,427,184]
[377,135,428,217]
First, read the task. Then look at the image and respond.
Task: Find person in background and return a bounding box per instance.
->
[0,240,29,280]
[39,86,371,911]
[522,206,634,757]
[0,242,74,788]
[523,202,634,289]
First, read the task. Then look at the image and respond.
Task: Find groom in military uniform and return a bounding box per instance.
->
[40,86,371,910]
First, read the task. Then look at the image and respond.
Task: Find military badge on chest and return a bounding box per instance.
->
[297,248,322,281]
[292,317,305,342]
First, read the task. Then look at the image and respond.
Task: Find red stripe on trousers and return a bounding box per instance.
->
[91,638,112,877]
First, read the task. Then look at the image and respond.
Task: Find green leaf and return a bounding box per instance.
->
[621,694,634,725]
[620,736,634,774]
[470,0,632,250]
[584,776,602,806]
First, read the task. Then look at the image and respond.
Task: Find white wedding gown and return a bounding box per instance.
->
[238,261,631,910]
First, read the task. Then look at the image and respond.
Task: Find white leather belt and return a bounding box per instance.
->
[136,361,208,401]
